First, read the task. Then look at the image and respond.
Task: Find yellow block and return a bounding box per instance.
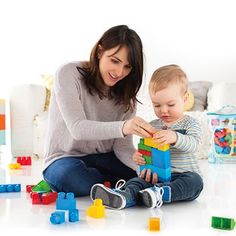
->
[149,217,160,231]
[8,163,21,169]
[86,199,105,218]
[144,138,170,151]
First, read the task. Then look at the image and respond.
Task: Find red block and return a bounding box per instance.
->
[31,192,58,205]
[104,181,111,188]
[138,149,151,156]
[17,156,32,165]
[26,185,35,193]
[42,192,58,204]
[31,192,41,204]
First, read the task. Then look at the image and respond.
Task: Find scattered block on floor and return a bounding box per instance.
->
[31,180,51,193]
[50,211,65,224]
[149,217,160,231]
[86,199,105,218]
[211,216,236,230]
[56,192,76,210]
[0,184,21,193]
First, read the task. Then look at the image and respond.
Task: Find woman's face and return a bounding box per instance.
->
[98,45,132,87]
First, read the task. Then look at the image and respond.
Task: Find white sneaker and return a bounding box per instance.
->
[90,180,126,210]
[139,186,164,209]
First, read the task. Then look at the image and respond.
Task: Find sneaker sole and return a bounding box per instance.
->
[139,190,155,208]
[91,184,124,210]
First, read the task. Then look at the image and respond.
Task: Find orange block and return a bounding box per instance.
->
[0,115,5,130]
[149,217,160,231]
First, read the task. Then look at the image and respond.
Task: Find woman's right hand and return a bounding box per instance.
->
[122,116,156,137]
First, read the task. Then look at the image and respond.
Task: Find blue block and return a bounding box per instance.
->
[69,209,79,222]
[56,192,76,210]
[0,130,5,145]
[0,184,21,193]
[152,148,170,168]
[140,165,171,182]
[50,211,65,224]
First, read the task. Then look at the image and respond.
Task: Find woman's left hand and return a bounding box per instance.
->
[123,116,157,137]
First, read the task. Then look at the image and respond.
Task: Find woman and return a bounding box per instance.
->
[43,25,156,196]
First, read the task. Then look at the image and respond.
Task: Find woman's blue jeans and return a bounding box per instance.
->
[43,152,137,197]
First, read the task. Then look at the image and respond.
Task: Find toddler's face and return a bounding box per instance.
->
[150,84,187,125]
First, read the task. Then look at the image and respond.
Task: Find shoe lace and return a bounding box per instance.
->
[153,186,164,208]
[115,179,126,190]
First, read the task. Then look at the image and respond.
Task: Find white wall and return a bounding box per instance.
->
[0,0,236,96]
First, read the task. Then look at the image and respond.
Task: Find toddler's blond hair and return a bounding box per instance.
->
[149,65,188,95]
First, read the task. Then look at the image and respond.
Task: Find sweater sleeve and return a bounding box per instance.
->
[113,109,139,172]
[53,62,125,141]
[172,118,202,152]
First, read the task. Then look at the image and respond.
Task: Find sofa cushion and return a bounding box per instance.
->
[189,81,213,111]
[207,82,236,112]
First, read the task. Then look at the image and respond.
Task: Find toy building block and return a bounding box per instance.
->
[50,211,65,224]
[0,114,5,130]
[0,184,21,193]
[8,163,21,169]
[104,181,111,188]
[32,180,51,193]
[149,217,160,231]
[17,156,32,165]
[0,130,5,145]
[26,185,35,193]
[31,192,58,204]
[42,192,58,204]
[139,138,171,182]
[144,138,169,151]
[56,192,76,210]
[31,192,41,204]
[86,199,105,218]
[211,216,236,230]
[140,165,171,182]
[69,209,79,222]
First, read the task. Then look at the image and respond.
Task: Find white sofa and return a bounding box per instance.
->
[9,82,236,160]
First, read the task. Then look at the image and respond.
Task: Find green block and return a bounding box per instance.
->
[32,180,51,193]
[139,138,144,144]
[211,216,236,230]
[143,155,152,165]
[138,143,152,152]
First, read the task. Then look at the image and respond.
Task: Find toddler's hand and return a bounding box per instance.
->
[153,130,177,146]
[140,168,158,184]
[132,151,146,165]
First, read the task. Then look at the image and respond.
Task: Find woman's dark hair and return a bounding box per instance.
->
[78,25,143,112]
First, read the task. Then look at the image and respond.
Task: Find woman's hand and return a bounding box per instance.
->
[132,151,146,165]
[123,116,157,137]
[140,168,158,184]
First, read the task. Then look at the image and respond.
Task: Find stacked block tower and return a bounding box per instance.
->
[138,138,171,182]
[0,99,5,145]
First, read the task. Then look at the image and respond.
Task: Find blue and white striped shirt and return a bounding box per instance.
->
[150,115,202,175]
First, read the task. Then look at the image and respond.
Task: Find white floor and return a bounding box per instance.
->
[1,153,236,236]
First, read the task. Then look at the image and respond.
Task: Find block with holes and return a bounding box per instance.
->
[0,184,21,193]
[56,192,76,210]
[139,138,171,182]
